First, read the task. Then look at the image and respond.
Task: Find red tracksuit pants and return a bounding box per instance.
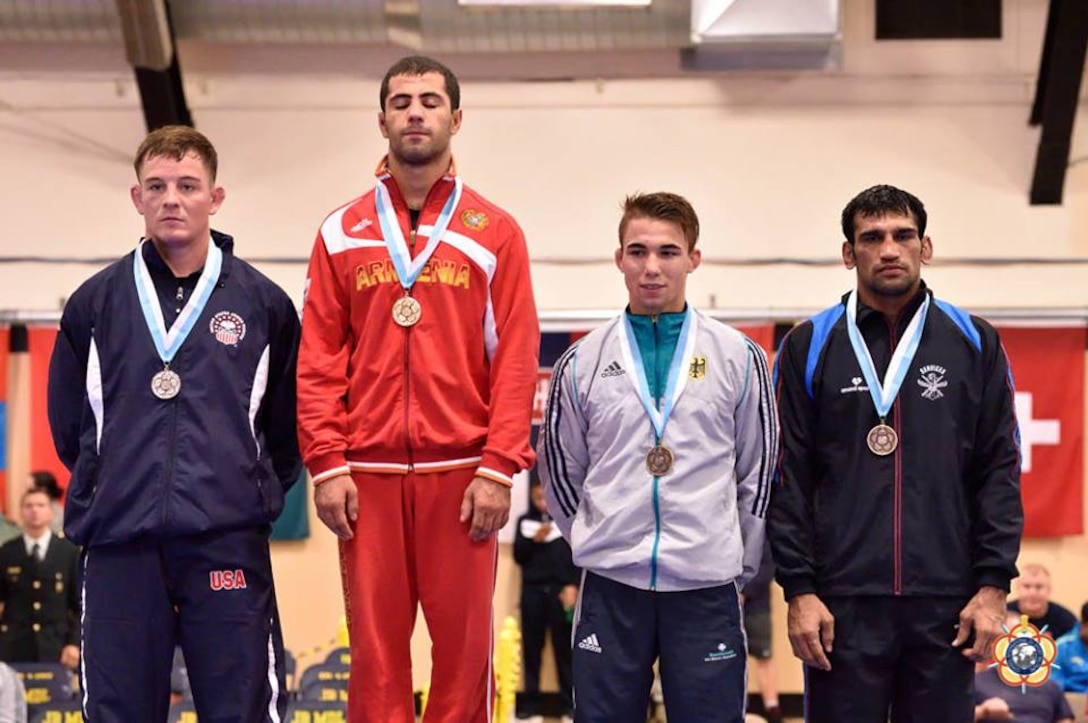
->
[340,467,497,723]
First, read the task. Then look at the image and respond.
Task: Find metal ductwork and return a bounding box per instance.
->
[116,0,172,70]
[685,0,840,70]
[0,0,842,67]
[170,0,388,45]
[0,0,121,43]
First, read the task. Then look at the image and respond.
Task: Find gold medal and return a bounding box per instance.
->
[867,423,898,456]
[392,295,422,327]
[646,444,675,476]
[151,367,181,400]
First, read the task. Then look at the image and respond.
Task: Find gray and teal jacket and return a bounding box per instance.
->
[537,306,778,592]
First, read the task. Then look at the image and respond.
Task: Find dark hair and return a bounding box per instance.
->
[841,185,927,242]
[1082,601,1088,624]
[30,471,61,501]
[380,56,461,111]
[133,125,218,182]
[22,487,52,504]
[619,192,700,252]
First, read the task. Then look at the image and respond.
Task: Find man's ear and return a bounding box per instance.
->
[842,241,856,270]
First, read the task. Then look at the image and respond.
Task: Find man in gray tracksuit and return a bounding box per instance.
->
[537,191,777,723]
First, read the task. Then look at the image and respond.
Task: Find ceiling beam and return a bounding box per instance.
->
[116,0,192,131]
[1028,0,1088,205]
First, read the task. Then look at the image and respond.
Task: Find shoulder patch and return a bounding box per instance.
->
[933,299,981,352]
[805,303,846,398]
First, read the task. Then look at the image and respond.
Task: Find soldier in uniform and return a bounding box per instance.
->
[0,487,80,667]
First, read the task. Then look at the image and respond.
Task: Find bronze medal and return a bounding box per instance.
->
[867,423,898,456]
[646,444,675,476]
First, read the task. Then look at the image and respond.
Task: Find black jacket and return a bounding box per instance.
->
[514,509,580,588]
[48,233,302,547]
[0,535,80,663]
[768,287,1022,600]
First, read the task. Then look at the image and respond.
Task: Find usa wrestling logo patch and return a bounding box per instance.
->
[210,311,246,347]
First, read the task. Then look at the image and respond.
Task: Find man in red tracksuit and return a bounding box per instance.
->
[297,55,540,723]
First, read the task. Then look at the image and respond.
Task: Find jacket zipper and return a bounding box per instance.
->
[650,316,662,591]
[160,395,180,526]
[886,316,903,596]
[399,186,438,474]
[403,324,414,471]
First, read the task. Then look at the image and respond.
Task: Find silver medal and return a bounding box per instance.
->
[151,368,181,400]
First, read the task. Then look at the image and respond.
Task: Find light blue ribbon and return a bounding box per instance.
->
[374,176,463,291]
[621,308,694,441]
[133,238,223,364]
[844,288,929,419]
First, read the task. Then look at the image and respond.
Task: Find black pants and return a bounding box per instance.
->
[572,572,747,723]
[805,596,974,723]
[81,528,287,723]
[521,582,574,714]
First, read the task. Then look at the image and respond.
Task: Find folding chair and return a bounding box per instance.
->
[285,699,348,722]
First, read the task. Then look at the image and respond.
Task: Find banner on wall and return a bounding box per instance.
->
[999,326,1086,537]
[0,328,8,514]
[28,328,66,494]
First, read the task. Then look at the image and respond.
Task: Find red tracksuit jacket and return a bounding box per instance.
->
[298,159,539,486]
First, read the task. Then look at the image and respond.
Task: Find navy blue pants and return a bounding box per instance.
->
[80,527,287,723]
[804,596,973,723]
[571,572,747,723]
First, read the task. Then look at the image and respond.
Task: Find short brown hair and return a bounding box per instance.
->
[21,487,51,505]
[133,125,218,181]
[380,56,460,111]
[618,192,700,252]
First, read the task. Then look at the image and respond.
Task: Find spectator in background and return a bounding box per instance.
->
[743,538,783,723]
[974,612,1074,722]
[1007,564,1078,640]
[0,661,26,723]
[1053,602,1088,693]
[0,488,80,668]
[29,471,64,536]
[514,478,578,723]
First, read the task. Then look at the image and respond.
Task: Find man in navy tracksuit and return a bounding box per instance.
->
[769,185,1023,722]
[48,126,301,722]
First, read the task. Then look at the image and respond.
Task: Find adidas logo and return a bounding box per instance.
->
[350,218,373,233]
[600,361,625,378]
[578,634,603,654]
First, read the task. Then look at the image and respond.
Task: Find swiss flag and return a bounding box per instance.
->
[999,326,1085,537]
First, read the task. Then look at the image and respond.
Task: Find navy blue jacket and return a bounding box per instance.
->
[48,232,302,547]
[769,286,1022,600]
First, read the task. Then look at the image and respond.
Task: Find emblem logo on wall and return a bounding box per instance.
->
[990,614,1058,692]
[210,311,247,347]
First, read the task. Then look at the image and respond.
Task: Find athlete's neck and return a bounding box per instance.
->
[387,152,451,211]
[857,281,921,321]
[152,235,209,278]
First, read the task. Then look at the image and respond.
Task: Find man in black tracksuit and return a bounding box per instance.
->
[514,479,579,721]
[48,126,301,722]
[769,185,1022,722]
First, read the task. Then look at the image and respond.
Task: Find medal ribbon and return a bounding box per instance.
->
[619,308,698,442]
[844,288,929,419]
[375,175,463,291]
[134,238,222,365]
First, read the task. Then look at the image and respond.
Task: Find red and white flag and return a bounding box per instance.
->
[1000,326,1085,537]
